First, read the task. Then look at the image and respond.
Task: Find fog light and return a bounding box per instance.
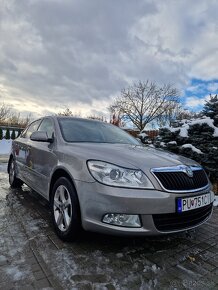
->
[102,214,141,227]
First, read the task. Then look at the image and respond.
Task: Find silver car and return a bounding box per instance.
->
[8,116,215,241]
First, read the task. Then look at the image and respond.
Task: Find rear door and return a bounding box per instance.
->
[15,119,42,182]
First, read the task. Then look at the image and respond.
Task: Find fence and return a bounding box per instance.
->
[143,130,159,140]
[0,125,25,131]
[123,128,159,140]
[0,126,24,140]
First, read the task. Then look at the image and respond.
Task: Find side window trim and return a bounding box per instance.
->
[37,117,55,139]
[22,119,42,139]
[20,125,30,138]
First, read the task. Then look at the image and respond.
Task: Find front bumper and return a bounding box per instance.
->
[75,180,215,236]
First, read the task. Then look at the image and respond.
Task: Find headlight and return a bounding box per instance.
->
[87,160,154,188]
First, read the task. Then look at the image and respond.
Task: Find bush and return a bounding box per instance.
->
[155,117,218,187]
[11,129,16,140]
[17,129,23,137]
[5,128,10,140]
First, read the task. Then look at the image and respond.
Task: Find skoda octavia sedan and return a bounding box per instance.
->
[8,116,215,241]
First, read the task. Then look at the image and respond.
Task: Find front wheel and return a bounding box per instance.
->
[51,177,81,242]
[9,158,23,188]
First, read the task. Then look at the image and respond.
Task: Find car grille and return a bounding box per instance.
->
[152,168,208,192]
[153,203,213,232]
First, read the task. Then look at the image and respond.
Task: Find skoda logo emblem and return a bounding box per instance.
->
[179,165,193,177]
[185,166,193,177]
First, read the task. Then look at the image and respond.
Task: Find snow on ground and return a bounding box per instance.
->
[0,139,12,154]
[5,265,31,282]
[181,144,203,154]
[0,163,218,288]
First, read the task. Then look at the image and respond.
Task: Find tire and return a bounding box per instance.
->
[51,177,81,242]
[9,158,23,188]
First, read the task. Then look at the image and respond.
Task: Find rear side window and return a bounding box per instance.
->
[22,119,42,139]
[38,118,54,139]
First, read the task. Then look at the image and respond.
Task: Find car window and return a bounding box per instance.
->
[38,118,54,139]
[23,119,42,139]
[20,126,29,138]
[58,118,140,145]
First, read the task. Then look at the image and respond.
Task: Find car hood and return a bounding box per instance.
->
[63,142,198,172]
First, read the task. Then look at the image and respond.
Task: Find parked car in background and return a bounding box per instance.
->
[8,116,215,241]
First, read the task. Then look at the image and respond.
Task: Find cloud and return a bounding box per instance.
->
[0,1,157,112]
[186,80,218,95]
[0,0,218,117]
[207,82,218,93]
[185,95,210,108]
[186,84,206,94]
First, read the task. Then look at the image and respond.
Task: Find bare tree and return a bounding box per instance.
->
[19,113,32,127]
[0,103,11,123]
[176,109,201,121]
[1,109,32,128]
[157,104,200,127]
[0,98,31,127]
[57,107,82,117]
[7,112,21,126]
[109,81,180,131]
[156,102,181,127]
[58,107,74,116]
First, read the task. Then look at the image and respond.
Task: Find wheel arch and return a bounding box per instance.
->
[50,168,82,240]
[49,167,79,203]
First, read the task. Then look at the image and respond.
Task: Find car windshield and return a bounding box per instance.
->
[58,118,140,145]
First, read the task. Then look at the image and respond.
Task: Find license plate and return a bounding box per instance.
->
[177,193,211,213]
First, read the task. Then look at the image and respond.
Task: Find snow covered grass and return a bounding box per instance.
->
[0,139,12,154]
[0,128,20,155]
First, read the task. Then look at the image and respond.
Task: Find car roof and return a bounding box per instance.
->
[43,115,107,124]
[27,116,108,128]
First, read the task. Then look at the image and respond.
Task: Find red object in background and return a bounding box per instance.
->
[15,144,20,156]
[110,114,121,127]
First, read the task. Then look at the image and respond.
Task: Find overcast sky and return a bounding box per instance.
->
[0,0,218,119]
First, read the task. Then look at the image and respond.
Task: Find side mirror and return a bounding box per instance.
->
[30,131,53,143]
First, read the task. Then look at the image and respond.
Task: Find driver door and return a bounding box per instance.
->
[29,117,57,198]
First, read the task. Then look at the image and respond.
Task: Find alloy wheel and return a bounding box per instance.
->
[53,185,72,232]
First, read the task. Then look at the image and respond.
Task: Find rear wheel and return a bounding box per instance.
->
[51,177,81,242]
[9,158,23,188]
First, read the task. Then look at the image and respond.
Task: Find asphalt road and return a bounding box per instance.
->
[0,162,218,290]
